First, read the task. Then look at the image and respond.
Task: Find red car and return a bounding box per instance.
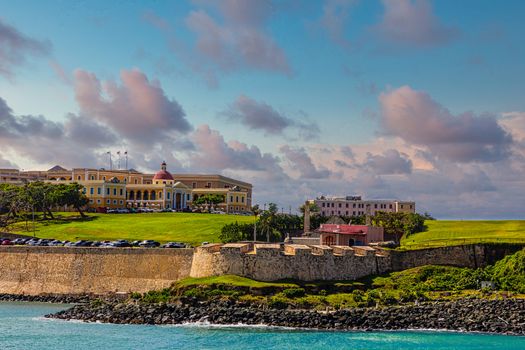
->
[1,239,13,245]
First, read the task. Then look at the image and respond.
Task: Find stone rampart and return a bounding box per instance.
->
[0,246,193,295]
[0,243,523,295]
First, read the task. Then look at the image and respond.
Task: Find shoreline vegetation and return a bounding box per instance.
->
[36,248,525,335]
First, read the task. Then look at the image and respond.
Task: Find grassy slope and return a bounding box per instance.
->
[400,220,525,249]
[11,212,253,246]
[176,275,298,288]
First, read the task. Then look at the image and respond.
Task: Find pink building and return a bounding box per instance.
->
[319,224,384,246]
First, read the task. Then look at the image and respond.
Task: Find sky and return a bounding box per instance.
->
[0,0,524,219]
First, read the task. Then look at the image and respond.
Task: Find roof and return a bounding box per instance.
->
[319,224,371,236]
[48,165,68,172]
[153,170,174,181]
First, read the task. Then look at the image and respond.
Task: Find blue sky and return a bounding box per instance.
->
[1,0,525,218]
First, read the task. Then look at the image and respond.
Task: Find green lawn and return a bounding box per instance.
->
[176,275,298,288]
[11,212,254,246]
[400,220,525,250]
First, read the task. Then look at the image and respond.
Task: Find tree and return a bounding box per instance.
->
[55,183,89,218]
[22,182,57,219]
[259,203,279,242]
[193,194,225,208]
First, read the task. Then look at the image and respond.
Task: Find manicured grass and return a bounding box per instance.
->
[10,212,254,246]
[176,275,298,288]
[400,220,525,250]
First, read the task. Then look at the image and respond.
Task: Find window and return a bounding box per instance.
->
[331,203,334,208]
[89,199,94,203]
[167,192,170,199]
[113,200,117,204]
[207,182,211,188]
[374,204,377,209]
[410,205,413,209]
[187,194,190,200]
[120,189,123,196]
[97,187,101,195]
[353,211,356,215]
[103,176,106,181]
[192,182,196,188]
[91,175,95,180]
[163,181,166,184]
[90,187,94,195]
[346,211,348,215]
[236,196,239,202]
[389,204,393,209]
[77,175,81,180]
[230,196,233,202]
[241,197,244,203]
[338,203,341,208]
[345,203,348,208]
[338,211,340,215]
[97,199,101,204]
[353,203,356,208]
[401,205,404,209]
[322,203,325,207]
[134,179,138,184]
[119,200,123,204]
[107,188,110,195]
[106,199,110,204]
[113,188,117,196]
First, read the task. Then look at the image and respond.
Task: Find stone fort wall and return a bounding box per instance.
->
[0,243,522,295]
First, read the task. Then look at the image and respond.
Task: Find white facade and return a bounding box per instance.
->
[310,196,415,217]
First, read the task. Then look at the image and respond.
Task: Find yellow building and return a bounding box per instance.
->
[1,162,252,212]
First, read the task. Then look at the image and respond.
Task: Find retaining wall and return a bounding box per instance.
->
[0,246,193,295]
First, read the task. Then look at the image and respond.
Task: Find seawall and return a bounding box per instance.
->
[0,243,523,295]
[0,246,193,295]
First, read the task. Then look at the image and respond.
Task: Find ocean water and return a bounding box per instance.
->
[1,302,524,350]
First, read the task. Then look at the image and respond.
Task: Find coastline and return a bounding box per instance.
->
[43,297,525,336]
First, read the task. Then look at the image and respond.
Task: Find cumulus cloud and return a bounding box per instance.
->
[0,96,116,166]
[0,19,51,79]
[222,95,319,139]
[364,149,413,174]
[373,0,459,48]
[280,145,331,179]
[184,1,291,79]
[74,69,192,145]
[318,0,357,48]
[379,86,513,162]
[189,124,283,174]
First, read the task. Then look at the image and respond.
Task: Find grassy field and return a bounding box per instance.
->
[10,212,254,246]
[400,220,525,249]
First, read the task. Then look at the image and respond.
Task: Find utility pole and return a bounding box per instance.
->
[117,151,121,170]
[124,151,128,170]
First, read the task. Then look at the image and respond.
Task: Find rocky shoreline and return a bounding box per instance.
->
[46,298,525,335]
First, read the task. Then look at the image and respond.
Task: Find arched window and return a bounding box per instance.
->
[158,191,162,199]
[143,191,149,200]
[136,191,142,200]
[151,191,156,200]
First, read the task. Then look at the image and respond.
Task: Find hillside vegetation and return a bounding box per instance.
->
[130,249,525,310]
[10,212,254,246]
[400,220,525,249]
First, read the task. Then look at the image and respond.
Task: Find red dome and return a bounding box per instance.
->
[153,170,174,181]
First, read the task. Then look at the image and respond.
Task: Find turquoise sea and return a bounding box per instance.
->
[1,302,524,349]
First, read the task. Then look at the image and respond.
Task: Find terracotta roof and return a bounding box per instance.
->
[153,170,174,181]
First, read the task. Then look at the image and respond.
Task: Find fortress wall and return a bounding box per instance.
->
[0,246,194,295]
[0,243,522,295]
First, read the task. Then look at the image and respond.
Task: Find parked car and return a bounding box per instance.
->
[111,239,132,247]
[12,238,29,245]
[48,239,64,246]
[130,240,141,247]
[70,240,93,247]
[1,239,13,245]
[116,208,129,214]
[138,240,160,248]
[161,242,186,248]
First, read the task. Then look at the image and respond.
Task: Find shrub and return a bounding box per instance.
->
[268,294,290,309]
[282,287,306,298]
[491,249,525,293]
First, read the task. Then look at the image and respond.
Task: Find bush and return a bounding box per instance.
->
[491,249,525,293]
[282,287,306,298]
[269,294,290,309]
